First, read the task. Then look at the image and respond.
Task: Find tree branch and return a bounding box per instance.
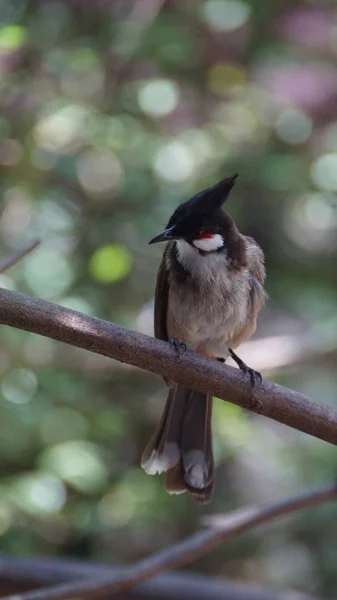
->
[2,483,336,600]
[0,240,40,274]
[0,287,337,446]
[0,556,317,600]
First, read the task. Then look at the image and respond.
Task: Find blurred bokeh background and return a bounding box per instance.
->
[0,0,337,597]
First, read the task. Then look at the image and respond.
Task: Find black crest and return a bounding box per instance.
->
[149,174,238,244]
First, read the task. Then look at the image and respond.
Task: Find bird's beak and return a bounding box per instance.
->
[149,226,177,245]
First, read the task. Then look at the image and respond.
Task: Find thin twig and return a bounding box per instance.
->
[3,483,336,600]
[0,240,40,274]
[0,287,337,446]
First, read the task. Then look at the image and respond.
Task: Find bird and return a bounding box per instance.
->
[141,174,266,504]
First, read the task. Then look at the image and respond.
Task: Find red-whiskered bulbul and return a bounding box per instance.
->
[141,175,266,504]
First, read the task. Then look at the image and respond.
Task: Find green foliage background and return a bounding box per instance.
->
[0,0,337,596]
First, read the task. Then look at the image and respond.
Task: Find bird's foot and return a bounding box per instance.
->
[240,364,262,388]
[229,349,262,388]
[168,338,187,358]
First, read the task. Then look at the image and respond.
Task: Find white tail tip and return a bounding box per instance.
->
[141,443,180,475]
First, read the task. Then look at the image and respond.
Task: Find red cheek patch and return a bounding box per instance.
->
[199,233,214,239]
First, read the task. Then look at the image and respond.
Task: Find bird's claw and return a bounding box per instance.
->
[228,349,262,388]
[240,364,262,388]
[168,338,187,357]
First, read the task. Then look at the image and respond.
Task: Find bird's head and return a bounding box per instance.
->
[149,174,238,253]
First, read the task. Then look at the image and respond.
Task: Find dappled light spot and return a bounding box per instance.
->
[1,368,37,404]
[89,243,132,284]
[34,197,76,234]
[275,107,312,145]
[208,64,246,97]
[201,0,251,32]
[0,24,26,52]
[178,129,213,166]
[311,153,337,191]
[0,186,32,240]
[98,470,162,527]
[286,193,337,253]
[138,79,179,117]
[40,441,108,493]
[154,140,194,182]
[23,248,74,298]
[302,194,336,230]
[76,148,124,196]
[213,102,258,143]
[10,473,66,516]
[34,104,94,152]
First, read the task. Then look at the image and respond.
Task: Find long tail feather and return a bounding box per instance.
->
[141,384,214,504]
[181,390,214,503]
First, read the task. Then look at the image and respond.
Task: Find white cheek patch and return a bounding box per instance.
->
[192,234,224,252]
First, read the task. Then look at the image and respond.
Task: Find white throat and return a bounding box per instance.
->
[175,239,227,282]
[192,234,224,252]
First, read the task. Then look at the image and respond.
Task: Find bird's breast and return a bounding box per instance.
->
[166,268,251,357]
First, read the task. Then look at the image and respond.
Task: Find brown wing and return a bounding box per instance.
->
[231,237,266,349]
[154,246,170,342]
[245,236,267,313]
[245,236,265,283]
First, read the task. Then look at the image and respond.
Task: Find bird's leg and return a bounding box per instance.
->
[228,349,262,387]
[168,338,187,357]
